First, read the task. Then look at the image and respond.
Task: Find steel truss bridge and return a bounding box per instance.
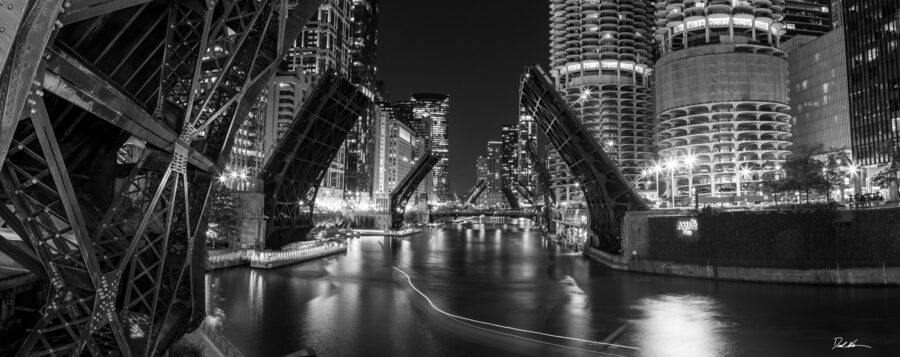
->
[519,66,648,253]
[390,152,440,229]
[260,72,368,249]
[0,0,332,355]
[428,209,538,223]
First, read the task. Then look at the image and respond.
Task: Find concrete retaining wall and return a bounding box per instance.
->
[587,247,900,286]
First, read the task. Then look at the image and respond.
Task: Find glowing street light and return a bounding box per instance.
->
[684,155,697,205]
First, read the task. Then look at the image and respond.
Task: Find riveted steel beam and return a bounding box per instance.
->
[41,48,217,172]
[61,0,155,25]
[390,152,440,229]
[519,66,648,253]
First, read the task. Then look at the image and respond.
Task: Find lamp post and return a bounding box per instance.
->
[736,166,751,200]
[666,158,677,207]
[684,155,696,206]
[847,163,859,196]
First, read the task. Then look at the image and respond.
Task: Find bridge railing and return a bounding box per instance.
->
[198,317,246,357]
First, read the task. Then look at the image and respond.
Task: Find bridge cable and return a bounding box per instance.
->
[393,267,639,353]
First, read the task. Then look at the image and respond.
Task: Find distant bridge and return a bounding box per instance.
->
[429,209,539,222]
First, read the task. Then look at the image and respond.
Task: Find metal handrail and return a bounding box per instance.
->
[199,319,246,357]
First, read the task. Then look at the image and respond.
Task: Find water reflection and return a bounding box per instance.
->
[207,223,900,357]
[632,294,726,357]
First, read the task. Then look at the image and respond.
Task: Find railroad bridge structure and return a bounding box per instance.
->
[0,0,352,355]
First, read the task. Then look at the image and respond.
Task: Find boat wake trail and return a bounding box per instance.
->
[393,266,638,356]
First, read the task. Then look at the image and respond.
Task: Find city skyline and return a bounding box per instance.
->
[377,0,548,195]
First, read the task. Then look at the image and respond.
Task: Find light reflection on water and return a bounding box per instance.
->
[632,294,727,357]
[207,221,900,357]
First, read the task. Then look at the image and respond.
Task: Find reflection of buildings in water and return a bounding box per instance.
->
[248,269,265,323]
[632,294,726,357]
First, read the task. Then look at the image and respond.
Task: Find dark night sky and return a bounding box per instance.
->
[377,1,548,196]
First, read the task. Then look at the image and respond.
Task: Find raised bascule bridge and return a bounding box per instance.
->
[519,66,648,254]
[0,0,378,355]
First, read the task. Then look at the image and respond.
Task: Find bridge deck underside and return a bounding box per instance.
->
[519,66,648,253]
[0,0,324,355]
[390,152,439,229]
[465,178,487,205]
[260,72,368,249]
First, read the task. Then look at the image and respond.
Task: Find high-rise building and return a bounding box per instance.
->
[410,93,451,202]
[500,124,518,186]
[476,155,490,182]
[225,90,269,192]
[784,31,850,151]
[284,0,352,76]
[350,0,379,88]
[841,1,900,168]
[264,72,316,149]
[653,0,793,198]
[516,112,538,194]
[481,141,506,207]
[343,0,380,201]
[382,100,431,199]
[372,106,419,210]
[783,1,834,40]
[548,0,657,188]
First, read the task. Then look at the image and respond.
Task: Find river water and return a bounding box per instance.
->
[206,222,900,357]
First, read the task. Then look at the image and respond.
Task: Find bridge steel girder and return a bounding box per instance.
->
[260,72,369,249]
[428,210,538,223]
[519,66,648,254]
[390,152,440,230]
[523,141,555,232]
[465,178,487,205]
[501,186,520,210]
[0,0,326,355]
[512,182,534,206]
[524,141,555,205]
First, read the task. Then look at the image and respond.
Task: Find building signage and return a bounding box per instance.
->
[676,217,699,241]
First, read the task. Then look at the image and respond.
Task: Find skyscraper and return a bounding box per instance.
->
[350,0,379,89]
[344,0,380,200]
[482,141,506,207]
[783,0,834,40]
[784,30,850,151]
[653,0,793,198]
[500,124,518,186]
[841,1,900,168]
[517,112,538,194]
[410,93,451,202]
[372,106,420,210]
[284,0,352,76]
[548,0,657,187]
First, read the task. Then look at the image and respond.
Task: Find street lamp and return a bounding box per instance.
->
[846,163,860,196]
[684,155,696,205]
[736,166,751,198]
[665,158,677,207]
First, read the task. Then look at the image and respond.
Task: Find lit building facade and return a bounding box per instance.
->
[480,141,506,207]
[517,112,538,194]
[264,72,315,149]
[372,107,418,210]
[548,0,657,188]
[284,0,352,76]
[344,0,380,201]
[410,93,451,202]
[784,31,850,151]
[782,0,834,40]
[350,0,379,88]
[653,0,793,198]
[841,1,900,167]
[500,124,518,186]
